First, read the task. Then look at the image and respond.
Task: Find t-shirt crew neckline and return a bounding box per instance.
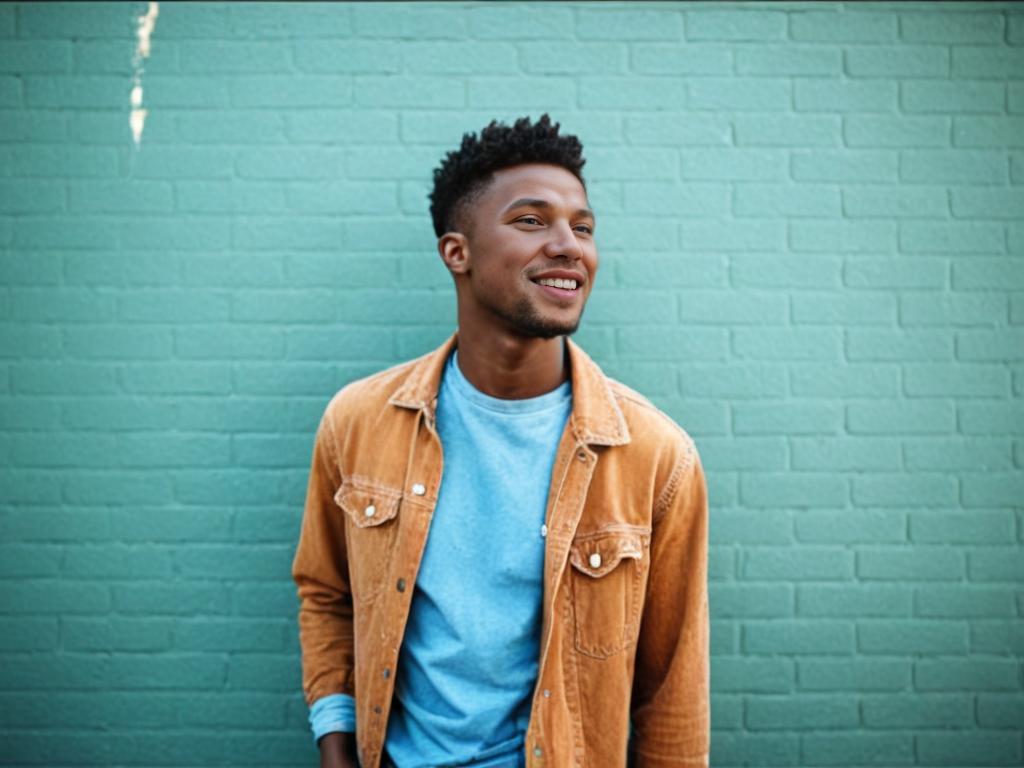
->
[447,347,571,416]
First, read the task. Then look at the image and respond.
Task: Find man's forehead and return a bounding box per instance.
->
[487,163,589,208]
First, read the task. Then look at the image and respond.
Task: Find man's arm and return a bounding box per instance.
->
[292,413,359,743]
[629,442,710,767]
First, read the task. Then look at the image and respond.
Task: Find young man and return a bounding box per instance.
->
[292,115,709,768]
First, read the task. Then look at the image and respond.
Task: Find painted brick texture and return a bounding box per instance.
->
[1,2,1022,766]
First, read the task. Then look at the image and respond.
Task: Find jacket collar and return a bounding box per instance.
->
[388,330,630,447]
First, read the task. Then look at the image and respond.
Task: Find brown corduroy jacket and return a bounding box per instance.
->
[291,332,710,767]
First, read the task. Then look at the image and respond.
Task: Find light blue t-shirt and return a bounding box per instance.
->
[310,347,572,768]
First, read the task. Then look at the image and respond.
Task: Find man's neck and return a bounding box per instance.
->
[453,326,568,400]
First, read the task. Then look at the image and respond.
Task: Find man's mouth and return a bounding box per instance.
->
[532,276,580,299]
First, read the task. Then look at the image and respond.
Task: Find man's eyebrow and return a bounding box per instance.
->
[502,197,595,219]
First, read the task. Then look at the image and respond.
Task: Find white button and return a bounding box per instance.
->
[412,483,426,496]
[364,505,376,518]
[533,746,543,757]
[542,689,551,698]
[540,524,548,538]
[589,552,602,569]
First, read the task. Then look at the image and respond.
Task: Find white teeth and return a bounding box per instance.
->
[537,278,577,290]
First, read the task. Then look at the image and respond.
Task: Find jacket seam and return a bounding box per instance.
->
[652,444,695,526]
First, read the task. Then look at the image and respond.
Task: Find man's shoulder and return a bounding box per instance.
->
[320,354,424,425]
[603,374,698,461]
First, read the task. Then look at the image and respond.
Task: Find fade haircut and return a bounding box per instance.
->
[428,114,587,239]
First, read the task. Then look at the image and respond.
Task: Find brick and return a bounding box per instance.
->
[174,619,285,652]
[711,734,798,766]
[519,42,627,75]
[918,732,1021,766]
[904,438,1012,471]
[624,182,729,216]
[954,259,1024,290]
[791,364,898,398]
[12,362,117,395]
[911,511,1016,544]
[679,220,785,252]
[0,179,65,214]
[977,695,1024,727]
[288,109,397,144]
[232,217,343,251]
[468,6,574,39]
[963,472,1024,507]
[797,221,897,253]
[69,180,172,213]
[230,4,350,37]
[798,659,911,691]
[734,183,840,215]
[791,438,901,471]
[0,109,66,141]
[735,260,843,299]
[859,620,968,654]
[354,5,462,39]
[700,436,787,471]
[902,80,1005,113]
[792,292,896,325]
[958,330,1024,361]
[900,149,1007,183]
[955,116,1024,147]
[0,580,111,614]
[109,507,233,543]
[237,148,346,180]
[792,150,897,182]
[681,149,788,181]
[952,188,1024,219]
[900,294,1007,326]
[17,3,135,38]
[916,585,1016,617]
[687,10,786,41]
[968,548,1024,581]
[227,653,301,691]
[845,115,948,148]
[735,404,841,436]
[402,41,517,75]
[711,694,741,729]
[626,113,730,146]
[795,80,896,113]
[847,399,950,436]
[710,584,793,619]
[577,9,682,40]
[0,40,70,72]
[905,363,1008,397]
[712,657,793,692]
[740,473,847,508]
[631,43,731,75]
[0,618,58,651]
[855,473,959,507]
[0,544,61,577]
[748,695,857,730]
[736,46,840,76]
[953,47,1024,79]
[230,75,351,108]
[844,257,947,289]
[790,11,896,42]
[120,363,231,396]
[469,77,573,109]
[803,735,914,766]
[737,116,841,149]
[710,510,793,545]
[743,548,852,581]
[743,620,853,655]
[916,658,1019,691]
[734,328,840,362]
[5,145,116,177]
[860,552,962,581]
[10,432,114,469]
[846,46,949,77]
[902,11,1004,43]
[688,78,790,111]
[862,694,971,728]
[579,77,683,110]
[617,327,727,362]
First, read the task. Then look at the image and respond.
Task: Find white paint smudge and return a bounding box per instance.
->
[131,2,159,146]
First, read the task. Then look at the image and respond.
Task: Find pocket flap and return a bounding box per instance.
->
[569,529,648,578]
[334,479,401,529]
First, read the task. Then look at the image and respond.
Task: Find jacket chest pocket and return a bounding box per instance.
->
[334,478,402,607]
[568,528,650,660]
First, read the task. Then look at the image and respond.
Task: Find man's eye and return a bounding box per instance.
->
[518,216,542,225]
[575,224,593,234]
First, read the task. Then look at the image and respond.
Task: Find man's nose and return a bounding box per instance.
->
[542,220,583,260]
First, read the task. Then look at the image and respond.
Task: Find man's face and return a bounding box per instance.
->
[453,163,599,340]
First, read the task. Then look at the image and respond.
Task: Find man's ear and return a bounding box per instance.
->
[438,232,470,276]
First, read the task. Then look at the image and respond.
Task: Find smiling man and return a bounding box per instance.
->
[292,115,709,768]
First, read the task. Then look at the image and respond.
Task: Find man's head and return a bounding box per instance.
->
[429,115,598,340]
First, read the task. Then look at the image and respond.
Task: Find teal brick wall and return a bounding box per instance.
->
[1,2,1022,765]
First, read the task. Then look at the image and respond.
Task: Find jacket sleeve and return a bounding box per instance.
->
[629,440,710,767]
[291,410,356,707]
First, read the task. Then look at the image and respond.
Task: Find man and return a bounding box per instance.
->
[292,114,709,768]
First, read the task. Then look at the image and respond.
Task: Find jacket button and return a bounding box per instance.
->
[576,449,587,462]
[542,689,551,698]
[383,668,391,679]
[411,483,426,496]
[374,705,382,714]
[589,552,602,569]
[396,578,406,592]
[540,524,548,538]
[364,505,376,518]
[533,746,543,757]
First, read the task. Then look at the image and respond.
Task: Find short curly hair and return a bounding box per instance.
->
[428,113,587,238]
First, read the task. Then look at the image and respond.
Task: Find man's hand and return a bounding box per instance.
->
[318,732,358,768]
